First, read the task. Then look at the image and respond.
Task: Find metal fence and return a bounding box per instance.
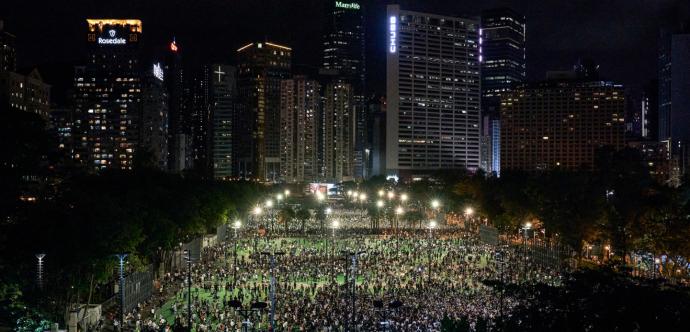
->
[123,264,153,312]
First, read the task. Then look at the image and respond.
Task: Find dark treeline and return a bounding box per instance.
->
[454,147,690,271]
[0,110,265,327]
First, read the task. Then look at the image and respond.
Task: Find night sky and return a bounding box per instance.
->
[2,0,689,103]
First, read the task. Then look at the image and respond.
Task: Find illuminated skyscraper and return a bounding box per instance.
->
[235,42,291,181]
[322,80,354,182]
[73,19,143,171]
[280,76,320,183]
[210,64,237,180]
[658,25,690,173]
[140,63,168,169]
[322,1,367,178]
[386,5,481,177]
[165,39,192,172]
[479,8,526,176]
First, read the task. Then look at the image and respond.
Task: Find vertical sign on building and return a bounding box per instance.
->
[389,16,397,53]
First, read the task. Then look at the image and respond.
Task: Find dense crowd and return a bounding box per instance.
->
[112,222,562,332]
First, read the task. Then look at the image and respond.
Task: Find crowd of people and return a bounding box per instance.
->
[110,220,563,332]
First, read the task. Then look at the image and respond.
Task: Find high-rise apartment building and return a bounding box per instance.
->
[189,65,212,174]
[0,20,16,73]
[0,22,50,119]
[479,8,526,176]
[322,81,354,182]
[280,76,320,183]
[73,19,143,171]
[235,42,291,181]
[165,39,192,172]
[210,64,237,180]
[0,69,51,119]
[140,63,168,169]
[322,1,367,178]
[658,27,690,172]
[501,74,626,171]
[386,5,481,178]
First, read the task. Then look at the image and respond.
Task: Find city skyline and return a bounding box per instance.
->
[3,0,689,103]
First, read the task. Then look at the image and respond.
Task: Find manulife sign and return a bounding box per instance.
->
[335,1,360,10]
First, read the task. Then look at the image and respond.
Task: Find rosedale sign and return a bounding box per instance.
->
[98,29,126,45]
[335,1,360,10]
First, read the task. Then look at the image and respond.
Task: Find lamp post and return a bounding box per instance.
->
[261,251,285,331]
[431,200,441,229]
[604,245,611,261]
[115,254,127,330]
[519,222,532,282]
[395,206,404,233]
[373,299,403,332]
[183,249,192,330]
[228,300,268,332]
[252,207,262,254]
[232,220,241,288]
[427,220,437,284]
[35,253,45,291]
[464,207,474,232]
[341,250,366,332]
[265,199,274,232]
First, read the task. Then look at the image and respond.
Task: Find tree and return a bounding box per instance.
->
[278,206,295,233]
[295,208,311,233]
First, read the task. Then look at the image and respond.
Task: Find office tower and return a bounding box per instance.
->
[165,39,191,172]
[72,19,142,171]
[501,72,626,171]
[140,62,168,169]
[322,1,367,178]
[479,8,526,176]
[369,96,387,177]
[658,26,690,172]
[189,65,212,174]
[210,64,237,180]
[0,69,51,119]
[642,80,658,140]
[322,80,354,182]
[0,20,16,73]
[0,22,50,119]
[386,5,481,178]
[280,76,320,183]
[235,42,292,181]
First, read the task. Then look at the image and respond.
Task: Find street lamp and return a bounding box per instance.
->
[376,200,384,208]
[387,191,395,200]
[378,189,385,197]
[520,222,532,282]
[431,200,440,209]
[228,300,267,332]
[395,206,404,231]
[35,253,45,291]
[115,254,127,329]
[276,193,284,202]
[604,245,611,261]
[427,220,437,284]
[265,199,274,208]
[358,193,367,201]
[260,250,285,331]
[400,193,408,203]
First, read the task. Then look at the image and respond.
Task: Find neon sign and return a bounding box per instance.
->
[98,29,126,45]
[335,1,360,10]
[389,16,397,53]
[153,63,164,81]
